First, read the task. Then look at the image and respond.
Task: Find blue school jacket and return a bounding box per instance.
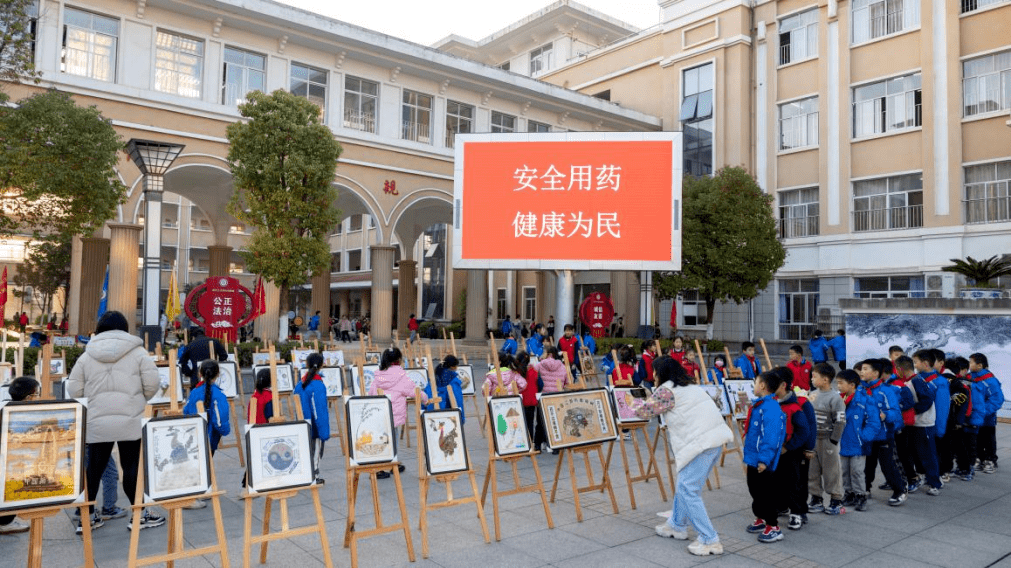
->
[922,371,950,437]
[808,336,829,363]
[743,394,786,471]
[582,335,597,355]
[865,379,901,440]
[184,383,231,440]
[423,368,466,424]
[526,336,545,358]
[501,338,518,355]
[840,390,880,457]
[972,369,1005,426]
[734,354,762,380]
[293,375,330,442]
[827,335,846,362]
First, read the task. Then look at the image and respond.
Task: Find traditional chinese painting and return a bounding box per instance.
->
[319,367,344,398]
[245,421,314,493]
[421,409,469,475]
[142,414,212,502]
[216,361,239,399]
[700,384,731,416]
[291,349,314,371]
[538,389,617,451]
[346,396,397,466]
[488,396,530,456]
[322,350,345,367]
[405,368,429,392]
[253,364,295,393]
[456,365,476,396]
[0,400,86,512]
[610,387,649,424]
[150,366,186,405]
[350,365,379,397]
[723,380,756,421]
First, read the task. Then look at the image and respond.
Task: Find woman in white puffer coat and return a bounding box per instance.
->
[632,356,734,557]
[66,311,163,533]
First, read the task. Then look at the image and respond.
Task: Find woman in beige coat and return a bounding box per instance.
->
[66,311,163,533]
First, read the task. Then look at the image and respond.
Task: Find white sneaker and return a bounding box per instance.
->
[0,518,30,534]
[655,523,688,540]
[183,499,208,510]
[688,539,724,556]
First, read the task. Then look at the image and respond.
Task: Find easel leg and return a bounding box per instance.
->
[618,435,637,509]
[597,444,619,514]
[471,396,486,438]
[600,439,615,492]
[636,427,667,502]
[566,449,583,522]
[79,503,94,568]
[343,471,359,549]
[529,454,554,529]
[391,467,416,562]
[419,477,430,558]
[259,496,273,564]
[468,471,491,543]
[233,403,246,467]
[310,485,335,568]
[550,450,565,503]
[243,497,253,568]
[489,461,502,541]
[27,517,44,568]
[166,508,178,568]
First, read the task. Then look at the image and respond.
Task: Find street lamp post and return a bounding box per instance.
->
[126,139,184,348]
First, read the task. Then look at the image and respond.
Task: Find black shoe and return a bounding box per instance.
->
[855,495,868,512]
[878,482,892,490]
[376,471,391,479]
[841,492,856,507]
[808,496,824,513]
[398,464,406,473]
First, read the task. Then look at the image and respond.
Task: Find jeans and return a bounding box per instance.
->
[668,447,721,544]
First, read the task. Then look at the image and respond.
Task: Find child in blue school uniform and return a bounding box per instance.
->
[734,342,763,380]
[501,333,518,356]
[183,360,231,509]
[835,370,880,512]
[425,355,466,423]
[808,331,829,365]
[294,353,331,483]
[707,354,728,385]
[970,353,1004,474]
[743,371,787,544]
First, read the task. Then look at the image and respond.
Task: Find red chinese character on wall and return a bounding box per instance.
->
[383,180,398,195]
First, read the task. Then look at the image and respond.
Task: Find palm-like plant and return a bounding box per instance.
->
[942,255,1011,288]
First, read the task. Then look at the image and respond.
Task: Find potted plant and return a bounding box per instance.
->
[942,255,1011,299]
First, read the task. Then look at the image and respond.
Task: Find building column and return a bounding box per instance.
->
[255,280,280,342]
[555,270,575,332]
[338,290,349,318]
[625,271,641,335]
[69,236,110,336]
[369,246,395,346]
[310,270,330,332]
[108,224,142,329]
[464,269,487,344]
[397,260,417,336]
[208,245,232,277]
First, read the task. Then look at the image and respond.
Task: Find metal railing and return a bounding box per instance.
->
[853,204,923,232]
[779,43,792,65]
[964,193,1011,224]
[343,109,376,133]
[779,215,820,238]
[400,120,431,144]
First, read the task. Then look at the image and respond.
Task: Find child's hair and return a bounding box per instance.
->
[255,369,271,393]
[532,323,543,334]
[954,356,970,373]
[893,355,915,374]
[515,352,531,377]
[640,339,654,353]
[969,352,988,368]
[836,329,845,336]
[434,354,459,385]
[857,358,883,376]
[944,357,962,374]
[757,370,783,395]
[888,345,905,356]
[789,345,803,356]
[545,346,560,360]
[304,352,324,387]
[653,356,692,388]
[836,369,861,387]
[9,376,39,401]
[199,359,220,414]
[912,349,936,367]
[713,354,727,368]
[741,341,755,351]
[618,345,636,365]
[775,367,794,390]
[812,363,836,381]
[930,349,946,366]
[380,347,403,371]
[812,330,823,338]
[497,352,515,369]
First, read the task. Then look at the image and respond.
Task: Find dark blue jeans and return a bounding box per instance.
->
[908,426,941,489]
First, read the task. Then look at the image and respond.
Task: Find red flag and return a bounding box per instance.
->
[253,277,266,318]
[0,266,7,325]
[669,300,677,329]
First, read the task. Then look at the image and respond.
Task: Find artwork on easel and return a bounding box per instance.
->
[350,364,379,396]
[150,367,185,405]
[0,400,86,513]
[700,384,732,416]
[319,367,344,398]
[252,353,272,366]
[216,361,239,399]
[345,396,397,466]
[291,349,314,371]
[244,421,315,493]
[488,396,530,456]
[0,387,9,402]
[723,379,756,420]
[322,350,345,367]
[456,365,476,396]
[538,389,617,451]
[364,351,381,365]
[0,364,13,386]
[421,409,468,475]
[141,414,212,502]
[253,364,295,393]
[610,387,649,424]
[35,358,66,377]
[405,368,429,391]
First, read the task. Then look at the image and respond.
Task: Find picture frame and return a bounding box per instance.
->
[349,364,380,397]
[420,408,469,475]
[244,420,315,493]
[322,350,345,367]
[456,365,476,396]
[216,361,240,399]
[0,386,9,402]
[345,396,397,466]
[700,384,732,417]
[291,349,314,371]
[0,400,87,513]
[723,379,756,420]
[35,358,66,377]
[610,387,649,424]
[364,351,382,365]
[0,363,14,386]
[251,353,272,366]
[404,368,429,392]
[319,367,344,398]
[253,364,295,393]
[150,366,186,405]
[538,388,617,451]
[488,396,531,456]
[141,414,212,503]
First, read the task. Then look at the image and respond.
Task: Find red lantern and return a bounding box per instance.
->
[579,292,615,338]
[184,276,256,342]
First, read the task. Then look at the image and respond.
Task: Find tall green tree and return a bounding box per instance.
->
[0,0,42,96]
[12,235,71,318]
[226,90,342,339]
[655,167,786,339]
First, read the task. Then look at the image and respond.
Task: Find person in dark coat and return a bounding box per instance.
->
[180,334,228,389]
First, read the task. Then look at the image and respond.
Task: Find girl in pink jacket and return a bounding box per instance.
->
[368,348,428,479]
[484,353,528,395]
[534,347,569,393]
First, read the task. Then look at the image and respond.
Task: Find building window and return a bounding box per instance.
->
[401,89,433,143]
[523,287,536,322]
[852,0,919,44]
[330,252,341,273]
[853,72,921,137]
[961,0,1010,13]
[853,173,923,231]
[498,61,510,72]
[964,160,1011,224]
[680,290,707,327]
[529,43,553,75]
[421,224,447,320]
[62,7,118,82]
[347,215,363,233]
[779,279,819,341]
[779,187,820,238]
[154,31,203,98]
[491,111,515,133]
[12,1,40,65]
[445,100,473,148]
[779,8,818,65]
[680,63,714,177]
[221,46,265,105]
[347,249,362,271]
[290,62,327,119]
[779,96,819,150]
[344,76,378,133]
[854,276,924,298]
[496,288,507,321]
[528,120,551,133]
[962,51,1011,117]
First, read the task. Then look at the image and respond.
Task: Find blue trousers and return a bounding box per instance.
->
[84,446,121,511]
[668,446,721,544]
[908,426,941,489]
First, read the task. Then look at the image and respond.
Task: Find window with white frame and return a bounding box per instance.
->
[779,96,819,150]
[779,187,820,238]
[852,173,923,231]
[62,7,118,81]
[528,120,551,133]
[491,111,515,133]
[523,287,536,322]
[680,63,714,177]
[779,8,818,65]
[290,63,327,119]
[964,160,1011,224]
[680,290,707,327]
[344,76,378,133]
[962,51,1011,117]
[529,43,553,75]
[498,61,511,72]
[401,90,433,143]
[6,1,39,66]
[961,0,1010,13]
[154,31,203,98]
[221,46,265,105]
[854,276,924,298]
[445,100,473,148]
[778,279,819,341]
[852,0,919,44]
[497,288,507,321]
[852,72,921,137]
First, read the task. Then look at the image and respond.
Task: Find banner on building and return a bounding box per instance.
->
[184,276,256,342]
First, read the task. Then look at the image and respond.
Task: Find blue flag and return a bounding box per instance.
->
[97,265,109,319]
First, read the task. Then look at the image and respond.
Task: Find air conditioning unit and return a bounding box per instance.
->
[925,272,956,298]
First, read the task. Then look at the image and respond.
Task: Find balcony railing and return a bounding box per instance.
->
[779,215,820,238]
[853,204,923,232]
[964,193,1011,224]
[344,109,376,133]
[779,43,792,65]
[401,120,431,144]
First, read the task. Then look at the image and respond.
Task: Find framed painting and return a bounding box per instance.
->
[345,396,397,466]
[723,379,756,420]
[251,353,272,366]
[0,363,13,386]
[291,349,314,371]
[421,408,469,475]
[142,414,212,502]
[349,364,379,397]
[227,353,237,363]
[0,387,8,402]
[610,387,649,424]
[216,361,240,399]
[150,366,186,405]
[319,367,344,398]
[253,364,295,393]
[364,351,382,365]
[456,365,476,396]
[322,350,345,367]
[538,389,617,451]
[0,400,87,513]
[488,396,530,456]
[35,358,66,377]
[245,420,315,493]
[404,368,429,392]
[700,384,731,417]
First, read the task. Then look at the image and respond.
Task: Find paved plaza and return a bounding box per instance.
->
[4,361,1011,568]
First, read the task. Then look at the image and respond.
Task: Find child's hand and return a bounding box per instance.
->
[780,447,787,455]
[757,463,767,473]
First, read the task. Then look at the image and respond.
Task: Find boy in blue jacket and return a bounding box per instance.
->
[827,329,846,370]
[501,332,518,356]
[526,324,546,358]
[836,370,880,512]
[898,355,941,495]
[948,357,981,481]
[772,368,816,530]
[808,331,829,365]
[735,342,762,380]
[970,352,1005,474]
[294,353,331,483]
[858,359,908,506]
[744,371,787,544]
[424,355,466,424]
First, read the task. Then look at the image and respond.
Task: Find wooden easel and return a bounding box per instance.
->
[415,385,490,557]
[215,348,248,468]
[577,336,599,386]
[240,344,333,568]
[601,374,667,509]
[759,338,774,371]
[723,347,744,379]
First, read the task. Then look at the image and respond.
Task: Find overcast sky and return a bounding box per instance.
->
[276,1,663,46]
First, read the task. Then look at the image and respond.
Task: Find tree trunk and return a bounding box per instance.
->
[278,283,290,341]
[705,295,717,340]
